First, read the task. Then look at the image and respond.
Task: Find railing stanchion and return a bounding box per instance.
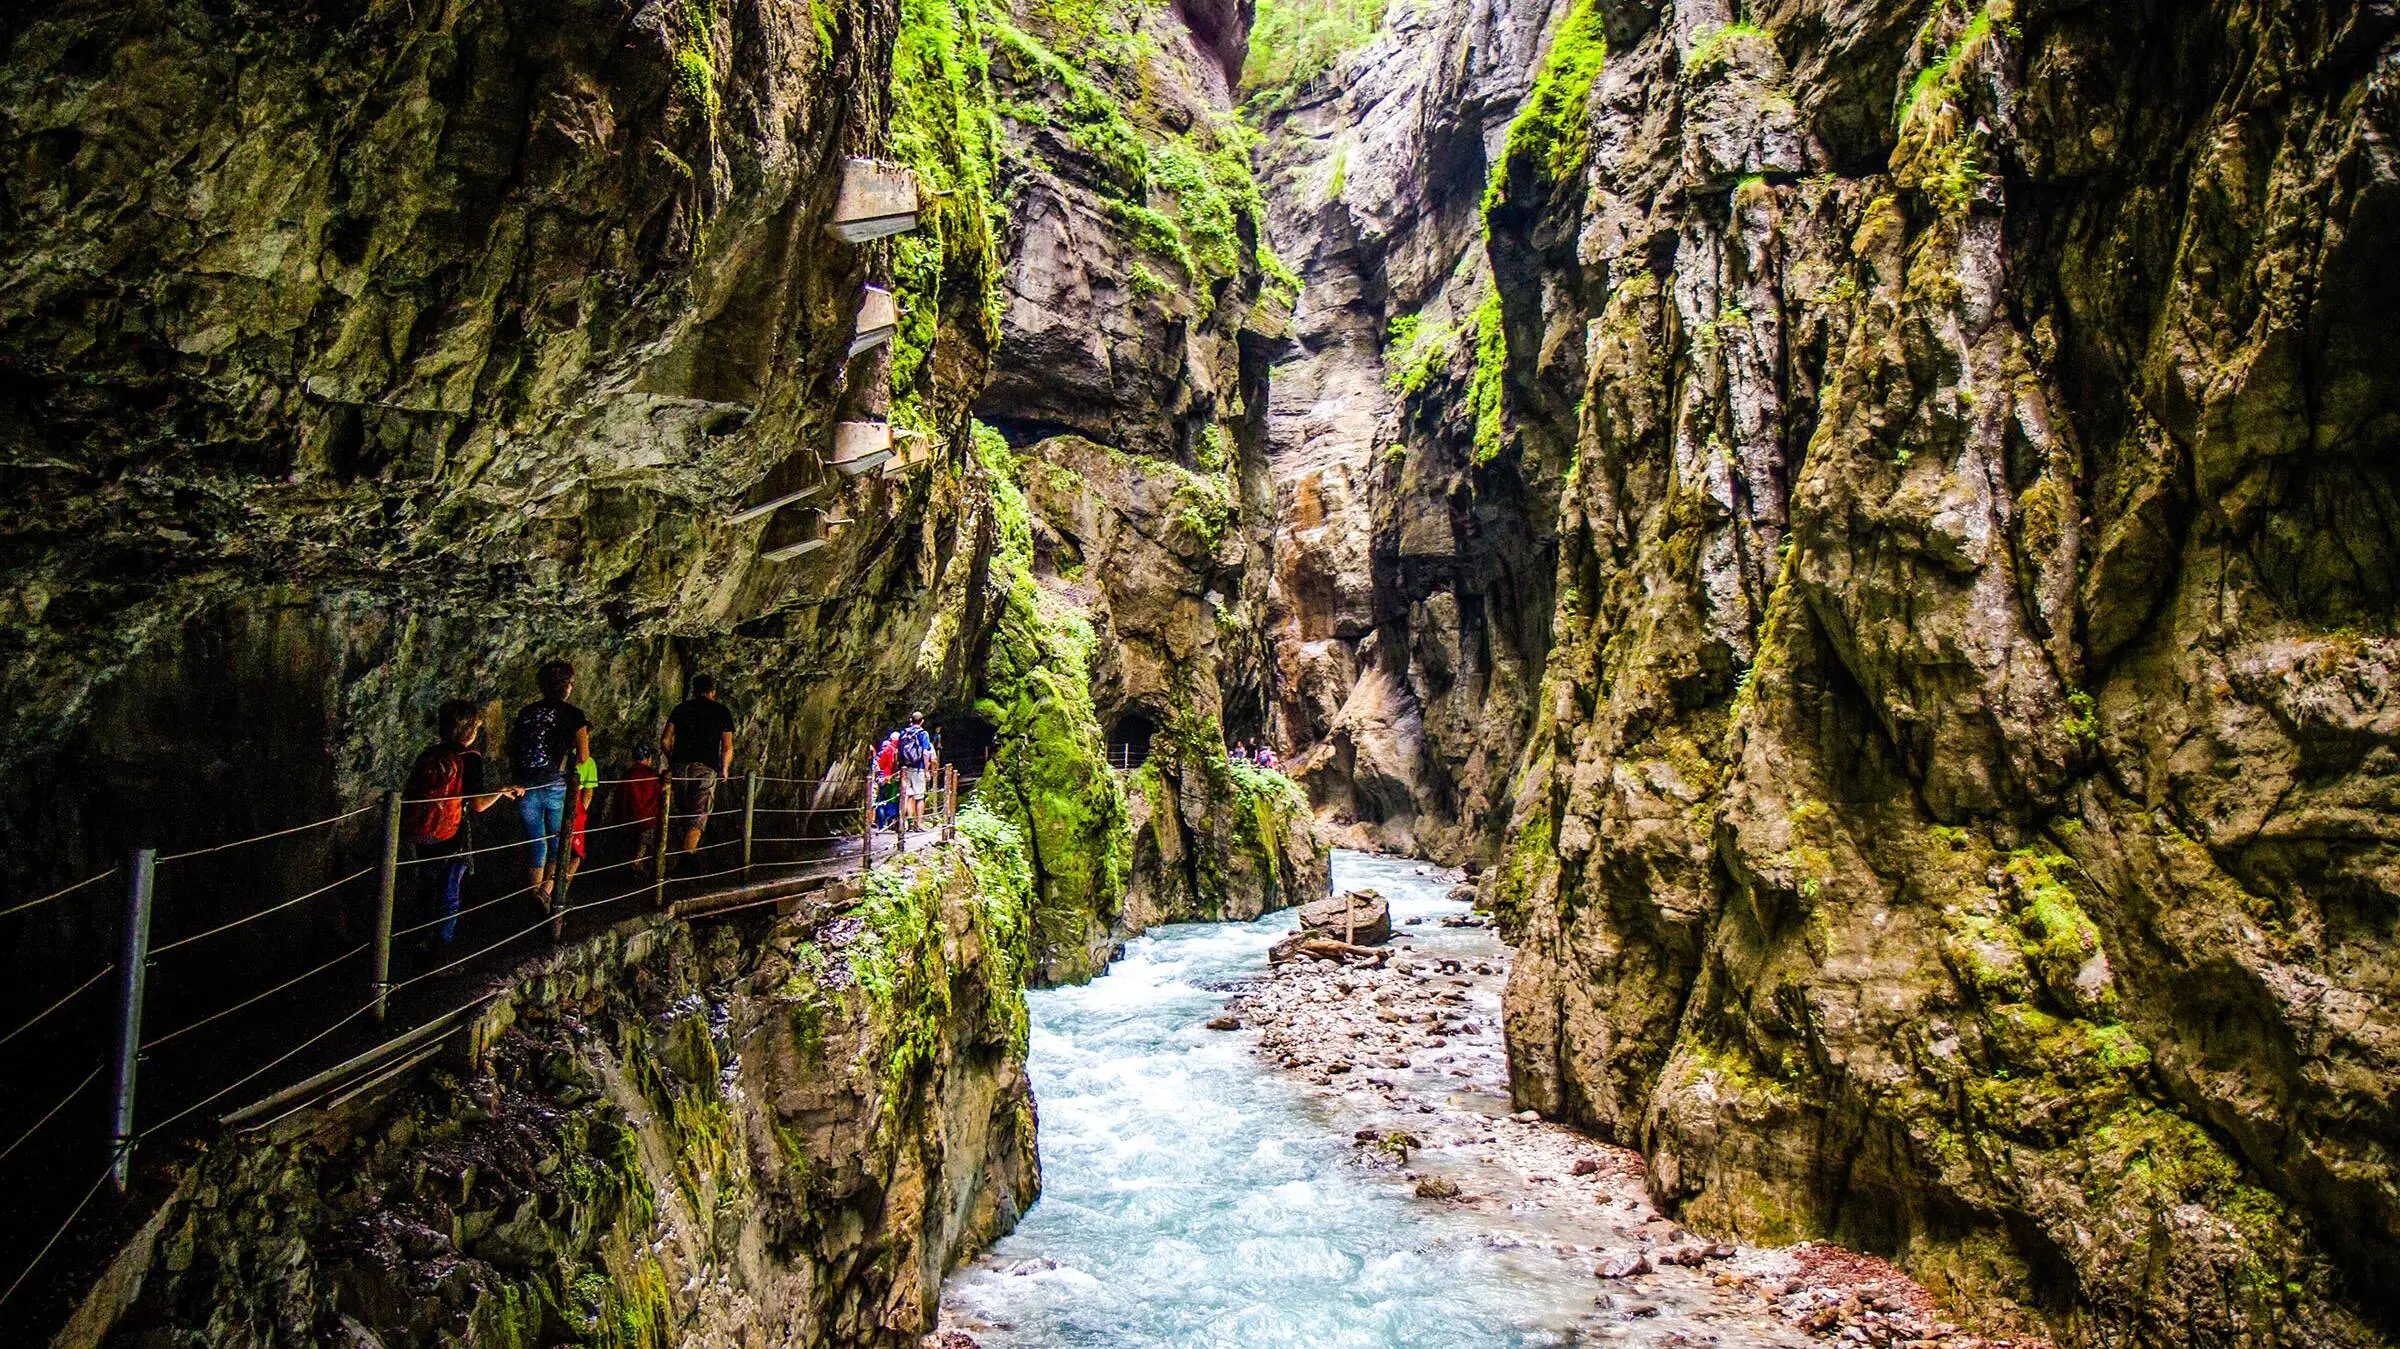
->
[372,789,402,1024]
[861,751,876,876]
[743,771,759,872]
[108,848,156,1192]
[552,785,576,939]
[652,780,673,910]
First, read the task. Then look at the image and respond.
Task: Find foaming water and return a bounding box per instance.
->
[941,852,1599,1347]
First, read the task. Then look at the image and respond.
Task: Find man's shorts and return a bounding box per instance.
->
[673,762,720,819]
[902,766,928,800]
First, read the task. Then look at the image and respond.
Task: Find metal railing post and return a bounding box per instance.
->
[372,789,401,1023]
[549,787,573,938]
[861,755,876,876]
[743,771,759,872]
[652,779,673,909]
[109,848,156,1192]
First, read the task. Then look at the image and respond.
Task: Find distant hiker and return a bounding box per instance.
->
[661,673,737,860]
[1230,739,1251,764]
[1256,745,1280,771]
[613,746,667,878]
[511,660,591,906]
[874,732,902,831]
[402,699,521,949]
[898,712,934,834]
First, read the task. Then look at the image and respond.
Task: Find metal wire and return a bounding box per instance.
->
[387,878,543,943]
[389,813,656,869]
[0,866,120,921]
[157,802,379,863]
[396,774,650,806]
[141,995,382,1141]
[0,963,114,1053]
[142,942,372,1052]
[749,834,855,846]
[149,864,376,957]
[392,909,561,991]
[0,1159,116,1313]
[0,1063,102,1166]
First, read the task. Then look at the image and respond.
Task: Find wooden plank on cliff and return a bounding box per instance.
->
[829,159,919,243]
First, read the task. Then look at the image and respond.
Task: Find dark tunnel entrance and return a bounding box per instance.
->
[934,714,997,778]
[1105,709,1155,772]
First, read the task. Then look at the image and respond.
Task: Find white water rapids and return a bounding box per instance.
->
[938,851,1612,1347]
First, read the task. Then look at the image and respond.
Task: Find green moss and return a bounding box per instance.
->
[890,0,1008,436]
[671,0,722,114]
[852,856,953,1090]
[956,800,1036,1050]
[1469,286,1508,463]
[1129,262,1169,298]
[1240,0,1389,113]
[1324,143,1349,202]
[1684,20,1766,75]
[970,422,1133,967]
[1483,0,1607,212]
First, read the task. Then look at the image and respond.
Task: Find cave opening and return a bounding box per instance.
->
[1104,709,1155,771]
[934,713,998,776]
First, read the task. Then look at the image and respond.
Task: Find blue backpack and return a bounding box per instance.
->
[899,726,931,768]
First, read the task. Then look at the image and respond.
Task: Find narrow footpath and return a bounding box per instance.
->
[935,851,2047,1348]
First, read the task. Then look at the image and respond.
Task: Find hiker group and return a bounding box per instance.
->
[872,711,941,835]
[1229,738,1283,771]
[394,662,738,955]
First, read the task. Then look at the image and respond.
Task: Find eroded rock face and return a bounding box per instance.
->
[65,851,1036,1349]
[1480,0,2400,1343]
[1252,0,1571,862]
[971,0,1329,974]
[0,0,1004,975]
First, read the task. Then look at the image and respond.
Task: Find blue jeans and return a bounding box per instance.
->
[407,840,468,945]
[519,780,568,871]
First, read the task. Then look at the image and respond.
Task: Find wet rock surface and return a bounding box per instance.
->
[1220,862,2047,1348]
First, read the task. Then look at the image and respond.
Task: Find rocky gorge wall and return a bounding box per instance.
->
[1,0,1322,1337]
[57,834,1039,1349]
[1457,0,2400,1343]
[1249,0,1571,863]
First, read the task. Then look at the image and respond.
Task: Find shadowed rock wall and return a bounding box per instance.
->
[1479,0,2400,1342]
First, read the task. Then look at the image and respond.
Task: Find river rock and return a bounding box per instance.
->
[1297,890,1391,945]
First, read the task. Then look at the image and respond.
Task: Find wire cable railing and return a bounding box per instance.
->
[155,802,379,864]
[0,866,120,922]
[0,964,113,1053]
[0,746,979,1330]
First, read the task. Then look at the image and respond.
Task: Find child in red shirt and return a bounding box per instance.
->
[614,747,667,875]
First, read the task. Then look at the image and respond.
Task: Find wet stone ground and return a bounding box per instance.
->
[934,852,2047,1348]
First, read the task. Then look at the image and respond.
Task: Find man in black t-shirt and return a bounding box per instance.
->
[511,660,591,904]
[660,672,737,859]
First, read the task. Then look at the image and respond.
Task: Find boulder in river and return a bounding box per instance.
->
[1297,890,1392,945]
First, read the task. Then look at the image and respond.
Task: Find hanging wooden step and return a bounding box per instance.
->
[849,285,899,359]
[830,421,895,476]
[829,159,920,243]
[761,536,827,562]
[879,429,938,478]
[728,483,826,527]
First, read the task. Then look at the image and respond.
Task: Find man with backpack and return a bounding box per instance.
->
[402,700,522,951]
[511,660,591,907]
[897,711,935,835]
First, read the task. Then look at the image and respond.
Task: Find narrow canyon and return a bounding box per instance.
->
[0,0,2392,1345]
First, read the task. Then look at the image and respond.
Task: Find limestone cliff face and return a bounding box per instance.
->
[1475,0,2400,1343]
[966,0,1329,979]
[1251,0,1569,862]
[0,0,1005,959]
[61,844,1037,1349]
